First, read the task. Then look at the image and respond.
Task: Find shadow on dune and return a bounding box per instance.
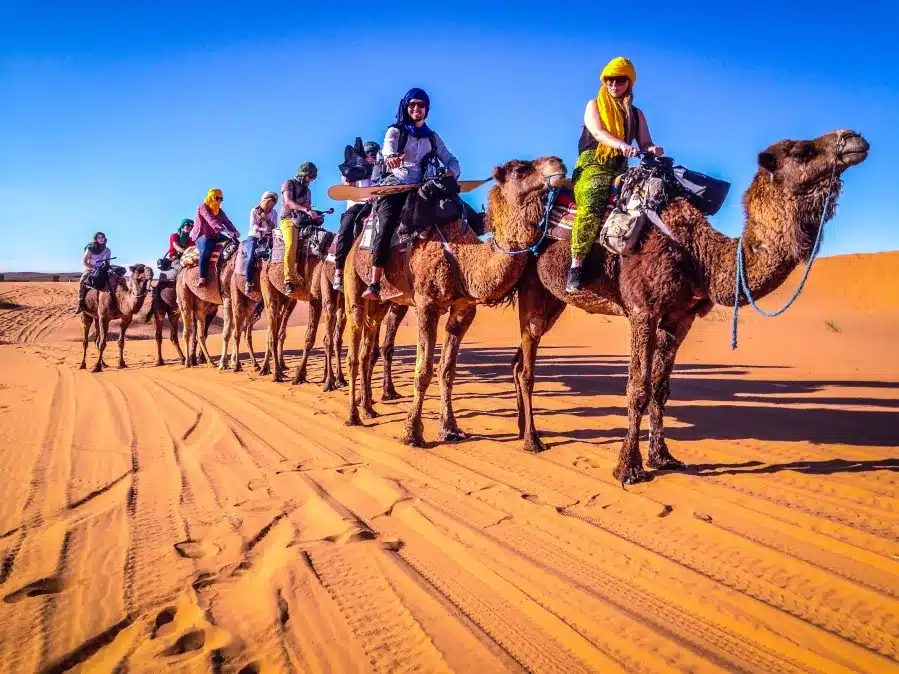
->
[380,344,899,450]
[685,457,899,476]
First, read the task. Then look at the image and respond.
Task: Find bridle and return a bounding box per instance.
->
[491,173,566,257]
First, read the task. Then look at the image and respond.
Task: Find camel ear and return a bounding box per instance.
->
[492,165,506,183]
[758,151,778,173]
[128,264,137,273]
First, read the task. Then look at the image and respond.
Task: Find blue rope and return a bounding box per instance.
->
[731,188,833,349]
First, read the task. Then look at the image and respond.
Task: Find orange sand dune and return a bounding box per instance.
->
[0,252,897,673]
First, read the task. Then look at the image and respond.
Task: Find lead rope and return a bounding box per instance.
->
[491,176,562,256]
[730,152,841,349]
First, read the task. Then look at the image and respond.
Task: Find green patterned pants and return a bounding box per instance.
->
[570,150,626,258]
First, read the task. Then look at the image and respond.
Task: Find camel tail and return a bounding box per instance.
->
[484,284,519,309]
[250,300,264,324]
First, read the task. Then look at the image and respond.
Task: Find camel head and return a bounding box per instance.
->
[486,156,568,236]
[747,130,869,261]
[128,264,155,298]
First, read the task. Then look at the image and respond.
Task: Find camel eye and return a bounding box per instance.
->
[515,164,534,178]
[790,144,814,161]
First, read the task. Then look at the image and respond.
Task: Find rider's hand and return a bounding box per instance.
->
[385,154,404,169]
[310,211,322,222]
[619,142,638,158]
[649,145,664,157]
[444,169,457,178]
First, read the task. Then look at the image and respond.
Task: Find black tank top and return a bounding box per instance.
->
[578,105,641,155]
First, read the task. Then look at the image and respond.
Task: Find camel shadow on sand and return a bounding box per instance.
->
[375,344,898,461]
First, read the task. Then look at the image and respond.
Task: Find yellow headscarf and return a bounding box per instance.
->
[204,188,223,216]
[595,57,637,161]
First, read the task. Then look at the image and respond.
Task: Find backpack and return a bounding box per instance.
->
[371,124,439,184]
[338,137,372,183]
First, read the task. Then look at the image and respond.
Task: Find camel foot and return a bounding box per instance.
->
[156,359,165,367]
[118,362,128,369]
[361,406,379,420]
[272,372,285,383]
[522,434,547,454]
[346,409,363,427]
[91,363,103,374]
[381,388,401,401]
[292,372,307,385]
[259,364,271,376]
[439,426,467,442]
[233,363,242,373]
[322,378,336,393]
[647,453,687,471]
[613,462,651,485]
[400,423,425,448]
[337,375,348,389]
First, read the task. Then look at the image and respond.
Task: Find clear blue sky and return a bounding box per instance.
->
[1,1,896,272]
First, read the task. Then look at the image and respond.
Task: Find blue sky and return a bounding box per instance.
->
[1,0,896,272]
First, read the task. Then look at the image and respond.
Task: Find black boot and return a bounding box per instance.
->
[565,266,584,294]
[361,282,381,301]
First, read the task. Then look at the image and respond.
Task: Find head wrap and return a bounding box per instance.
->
[261,190,278,204]
[395,88,431,139]
[363,141,380,157]
[178,219,194,247]
[594,57,637,161]
[204,188,223,215]
[297,162,318,179]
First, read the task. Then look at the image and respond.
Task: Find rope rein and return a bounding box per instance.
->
[491,176,563,257]
[730,140,843,349]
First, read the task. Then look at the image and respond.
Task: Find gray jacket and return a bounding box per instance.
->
[381,126,461,185]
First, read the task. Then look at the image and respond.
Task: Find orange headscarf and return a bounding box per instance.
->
[595,57,637,161]
[204,188,223,216]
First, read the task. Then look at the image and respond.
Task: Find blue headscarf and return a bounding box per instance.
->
[395,87,431,139]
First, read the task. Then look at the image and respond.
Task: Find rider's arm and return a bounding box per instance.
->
[584,99,630,151]
[382,126,400,158]
[220,210,239,235]
[282,183,316,217]
[82,249,92,269]
[171,234,186,254]
[434,133,461,178]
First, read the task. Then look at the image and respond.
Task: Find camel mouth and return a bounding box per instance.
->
[838,148,868,167]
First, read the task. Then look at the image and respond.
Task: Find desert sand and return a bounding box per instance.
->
[0,251,897,673]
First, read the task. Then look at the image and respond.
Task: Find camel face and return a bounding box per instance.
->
[491,156,568,205]
[128,264,155,296]
[757,130,869,194]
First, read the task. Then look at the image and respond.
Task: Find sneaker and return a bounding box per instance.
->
[361,283,381,301]
[244,281,254,294]
[283,281,294,295]
[332,271,343,292]
[565,267,584,294]
[197,276,207,287]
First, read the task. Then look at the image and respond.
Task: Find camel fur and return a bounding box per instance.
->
[79,264,154,372]
[511,130,870,484]
[343,156,567,446]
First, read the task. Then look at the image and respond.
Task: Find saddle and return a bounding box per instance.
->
[234,238,273,276]
[179,238,239,271]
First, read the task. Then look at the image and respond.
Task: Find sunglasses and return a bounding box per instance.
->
[212,196,223,201]
[407,101,426,109]
[605,76,629,87]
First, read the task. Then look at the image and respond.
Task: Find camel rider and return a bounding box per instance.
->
[189,188,239,286]
[362,87,461,301]
[74,232,112,314]
[244,191,279,293]
[333,140,380,291]
[279,162,320,295]
[566,57,664,293]
[167,219,195,262]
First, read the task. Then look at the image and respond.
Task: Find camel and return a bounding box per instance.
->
[510,129,870,484]
[343,156,567,445]
[79,264,154,372]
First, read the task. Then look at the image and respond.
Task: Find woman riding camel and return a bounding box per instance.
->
[166,219,195,262]
[190,188,239,286]
[74,231,112,314]
[244,190,279,293]
[566,57,664,293]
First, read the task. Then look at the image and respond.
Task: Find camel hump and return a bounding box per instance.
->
[181,265,223,304]
[352,244,408,301]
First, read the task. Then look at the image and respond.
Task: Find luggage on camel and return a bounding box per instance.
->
[547,154,731,255]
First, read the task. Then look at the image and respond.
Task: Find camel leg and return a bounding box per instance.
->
[514,281,567,453]
[279,299,295,373]
[381,304,407,400]
[263,288,285,383]
[79,314,92,369]
[613,313,658,485]
[169,310,185,365]
[246,317,258,371]
[93,317,111,373]
[646,314,695,471]
[345,300,365,427]
[197,309,216,367]
[293,299,321,385]
[154,312,166,366]
[118,315,132,368]
[437,304,477,442]
[217,299,233,371]
[334,302,348,388]
[359,302,390,419]
[401,301,439,447]
[231,299,245,373]
[321,292,339,392]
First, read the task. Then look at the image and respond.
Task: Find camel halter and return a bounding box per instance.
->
[730,134,846,349]
[490,175,565,257]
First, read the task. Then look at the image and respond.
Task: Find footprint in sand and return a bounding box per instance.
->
[238,664,261,674]
[163,629,206,656]
[3,576,64,604]
[152,607,177,639]
[574,456,600,470]
[174,540,222,559]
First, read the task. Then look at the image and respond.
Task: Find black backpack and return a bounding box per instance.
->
[371,124,439,184]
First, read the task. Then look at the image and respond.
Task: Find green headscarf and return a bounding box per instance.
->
[178,218,193,247]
